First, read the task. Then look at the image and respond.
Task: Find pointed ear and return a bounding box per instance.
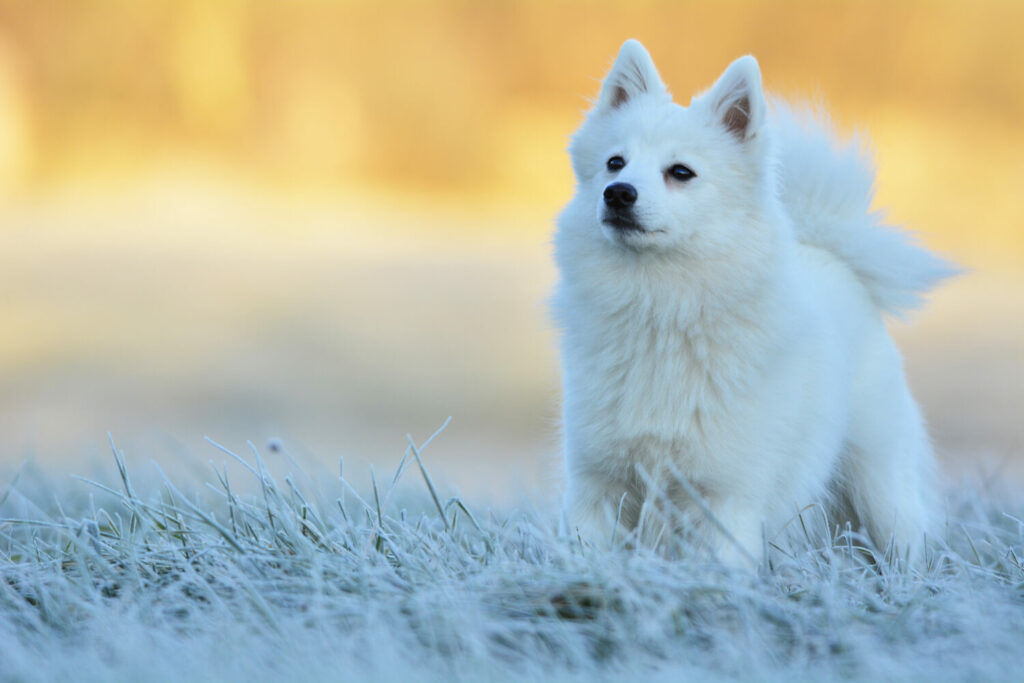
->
[705,56,765,141]
[595,40,667,111]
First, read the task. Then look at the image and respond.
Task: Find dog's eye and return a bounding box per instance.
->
[606,156,626,171]
[668,164,696,182]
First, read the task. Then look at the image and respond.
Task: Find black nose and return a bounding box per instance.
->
[603,182,637,209]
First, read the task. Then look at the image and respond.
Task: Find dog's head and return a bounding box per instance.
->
[565,41,777,259]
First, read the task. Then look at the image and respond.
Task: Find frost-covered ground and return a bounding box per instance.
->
[2,431,1023,682]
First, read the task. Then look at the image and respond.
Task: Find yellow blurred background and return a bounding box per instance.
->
[1,1,1021,496]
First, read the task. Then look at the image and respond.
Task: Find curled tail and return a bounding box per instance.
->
[772,103,958,316]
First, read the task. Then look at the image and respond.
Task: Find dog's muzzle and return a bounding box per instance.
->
[603,182,643,231]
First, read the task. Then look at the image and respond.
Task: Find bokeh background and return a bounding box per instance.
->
[1,1,1021,499]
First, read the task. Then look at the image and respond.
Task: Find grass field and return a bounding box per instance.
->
[2,427,1022,682]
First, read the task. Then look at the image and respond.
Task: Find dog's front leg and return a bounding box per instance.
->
[703,496,766,569]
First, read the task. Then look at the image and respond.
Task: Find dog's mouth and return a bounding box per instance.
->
[602,214,646,232]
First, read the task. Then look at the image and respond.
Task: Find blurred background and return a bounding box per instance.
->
[0,1,1021,500]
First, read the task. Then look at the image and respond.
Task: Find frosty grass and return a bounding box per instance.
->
[2,425,1022,682]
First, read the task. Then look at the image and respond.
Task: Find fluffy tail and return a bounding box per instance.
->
[772,103,958,316]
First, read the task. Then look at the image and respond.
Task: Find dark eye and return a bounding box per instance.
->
[606,156,626,171]
[668,164,696,182]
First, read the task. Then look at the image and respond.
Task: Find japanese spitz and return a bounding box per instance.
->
[553,40,954,565]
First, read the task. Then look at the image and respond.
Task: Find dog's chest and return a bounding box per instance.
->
[573,304,750,443]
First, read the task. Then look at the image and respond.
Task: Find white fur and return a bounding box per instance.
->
[553,40,955,565]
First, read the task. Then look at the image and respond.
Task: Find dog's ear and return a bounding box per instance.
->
[595,40,667,111]
[705,56,765,141]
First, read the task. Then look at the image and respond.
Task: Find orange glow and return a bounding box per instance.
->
[0,2,1020,484]
[0,1,1016,262]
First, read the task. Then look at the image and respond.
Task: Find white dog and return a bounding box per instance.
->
[552,40,954,565]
